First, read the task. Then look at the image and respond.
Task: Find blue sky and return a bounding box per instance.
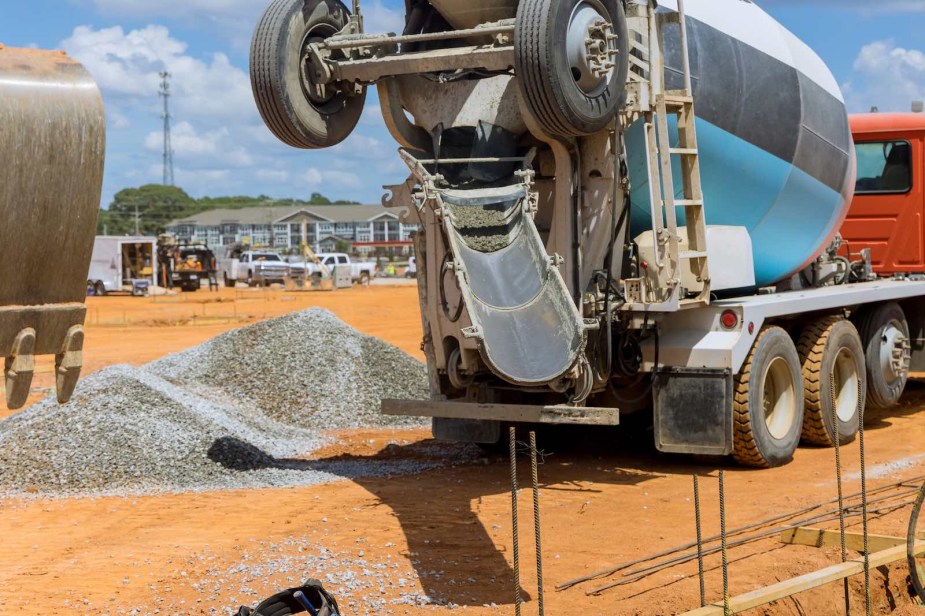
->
[1,0,923,208]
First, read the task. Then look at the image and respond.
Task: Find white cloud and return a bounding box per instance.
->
[86,0,405,46]
[144,121,255,166]
[303,167,361,189]
[61,25,254,120]
[761,0,925,11]
[845,40,925,112]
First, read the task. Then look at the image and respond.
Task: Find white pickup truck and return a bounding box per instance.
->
[305,253,376,284]
[220,250,295,287]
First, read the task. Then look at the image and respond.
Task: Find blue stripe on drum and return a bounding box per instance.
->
[626,117,847,287]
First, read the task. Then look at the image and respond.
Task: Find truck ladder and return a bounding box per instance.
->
[641,0,711,308]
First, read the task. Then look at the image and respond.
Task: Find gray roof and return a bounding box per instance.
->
[167,204,400,227]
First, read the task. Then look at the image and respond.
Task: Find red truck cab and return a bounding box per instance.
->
[841,113,925,273]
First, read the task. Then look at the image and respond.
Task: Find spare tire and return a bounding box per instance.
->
[251,0,366,149]
[515,0,629,137]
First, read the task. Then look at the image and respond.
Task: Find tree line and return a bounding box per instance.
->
[97,185,361,236]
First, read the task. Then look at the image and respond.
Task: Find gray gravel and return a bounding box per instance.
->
[449,203,518,253]
[148,308,428,430]
[0,309,441,498]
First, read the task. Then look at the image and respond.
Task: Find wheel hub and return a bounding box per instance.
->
[566,1,619,95]
[879,322,911,384]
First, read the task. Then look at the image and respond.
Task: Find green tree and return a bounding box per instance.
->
[104,185,196,235]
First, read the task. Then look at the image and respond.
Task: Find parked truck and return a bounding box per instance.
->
[87,236,158,296]
[220,247,293,287]
[304,253,376,284]
[250,0,925,468]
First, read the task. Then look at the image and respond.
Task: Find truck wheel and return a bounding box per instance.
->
[797,317,865,447]
[224,274,236,288]
[732,326,804,468]
[250,0,366,149]
[93,281,107,297]
[855,302,910,409]
[359,271,370,285]
[247,271,256,287]
[515,0,629,137]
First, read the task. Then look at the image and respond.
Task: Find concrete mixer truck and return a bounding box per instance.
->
[0,46,105,411]
[249,0,925,467]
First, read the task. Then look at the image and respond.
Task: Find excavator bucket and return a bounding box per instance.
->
[0,45,106,408]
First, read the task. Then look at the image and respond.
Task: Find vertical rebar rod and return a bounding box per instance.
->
[832,371,850,615]
[858,378,871,615]
[719,470,730,616]
[530,431,545,616]
[509,427,522,616]
[694,474,706,607]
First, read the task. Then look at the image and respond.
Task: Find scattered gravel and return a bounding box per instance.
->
[0,309,438,498]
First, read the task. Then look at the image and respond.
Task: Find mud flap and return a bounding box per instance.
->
[653,368,733,455]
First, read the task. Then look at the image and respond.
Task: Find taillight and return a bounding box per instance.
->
[720,310,739,330]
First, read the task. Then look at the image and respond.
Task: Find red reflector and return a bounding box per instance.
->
[720,310,738,329]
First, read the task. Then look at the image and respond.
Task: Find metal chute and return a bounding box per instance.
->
[406,157,588,387]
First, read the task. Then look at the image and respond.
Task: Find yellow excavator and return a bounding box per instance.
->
[0,44,106,409]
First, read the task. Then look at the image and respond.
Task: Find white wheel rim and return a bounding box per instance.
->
[763,356,797,440]
[833,347,860,423]
[566,0,616,95]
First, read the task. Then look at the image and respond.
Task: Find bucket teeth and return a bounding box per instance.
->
[4,328,36,410]
[55,325,85,404]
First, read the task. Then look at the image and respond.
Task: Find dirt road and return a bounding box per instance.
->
[1,284,923,614]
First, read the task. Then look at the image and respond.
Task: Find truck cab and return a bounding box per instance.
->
[841,113,925,273]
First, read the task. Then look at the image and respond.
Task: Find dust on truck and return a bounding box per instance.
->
[0,46,105,409]
[249,0,925,467]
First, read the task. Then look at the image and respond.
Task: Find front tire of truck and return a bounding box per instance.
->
[797,317,865,447]
[732,327,804,468]
[855,302,910,410]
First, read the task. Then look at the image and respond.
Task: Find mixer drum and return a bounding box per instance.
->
[626,0,854,287]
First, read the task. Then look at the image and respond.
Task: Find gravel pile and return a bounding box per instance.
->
[0,309,436,498]
[149,308,428,429]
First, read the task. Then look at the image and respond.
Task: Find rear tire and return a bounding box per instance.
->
[515,0,629,137]
[732,327,804,468]
[224,274,236,288]
[797,317,865,447]
[250,0,366,149]
[854,302,910,409]
[359,271,370,285]
[93,281,107,297]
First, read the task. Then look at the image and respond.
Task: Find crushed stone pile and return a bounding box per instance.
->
[148,308,429,429]
[0,308,438,498]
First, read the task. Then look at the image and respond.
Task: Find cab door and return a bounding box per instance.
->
[841,134,923,273]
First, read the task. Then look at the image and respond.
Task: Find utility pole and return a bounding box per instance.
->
[134,203,140,236]
[159,71,174,186]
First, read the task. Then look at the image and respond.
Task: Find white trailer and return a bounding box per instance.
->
[87,236,158,296]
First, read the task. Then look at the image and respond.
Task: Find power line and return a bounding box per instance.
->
[158,71,175,186]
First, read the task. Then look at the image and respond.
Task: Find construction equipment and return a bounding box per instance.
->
[285,242,336,291]
[0,45,105,409]
[253,0,925,468]
[157,235,217,292]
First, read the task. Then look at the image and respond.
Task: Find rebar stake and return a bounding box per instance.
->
[694,474,706,607]
[530,431,545,616]
[509,427,522,616]
[719,470,730,616]
[831,371,850,615]
[858,378,871,615]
